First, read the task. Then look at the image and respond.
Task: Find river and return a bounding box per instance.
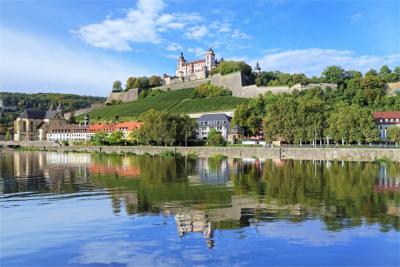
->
[0,151,399,266]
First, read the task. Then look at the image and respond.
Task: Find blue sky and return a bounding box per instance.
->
[0,0,399,96]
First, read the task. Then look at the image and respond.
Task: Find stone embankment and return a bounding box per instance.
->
[1,141,399,162]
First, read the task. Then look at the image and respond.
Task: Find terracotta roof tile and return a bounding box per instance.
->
[372,111,400,120]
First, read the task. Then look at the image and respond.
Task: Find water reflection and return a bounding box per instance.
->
[0,151,399,266]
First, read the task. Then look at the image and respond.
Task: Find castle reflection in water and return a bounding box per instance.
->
[1,151,399,247]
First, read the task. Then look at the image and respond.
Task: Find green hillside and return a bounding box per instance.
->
[87,88,248,122]
[0,92,105,127]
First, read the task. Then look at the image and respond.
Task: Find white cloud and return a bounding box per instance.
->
[185,25,209,40]
[73,0,201,52]
[253,48,400,76]
[73,0,164,51]
[349,13,362,22]
[210,21,231,33]
[0,27,149,96]
[231,29,251,39]
[166,42,182,51]
[187,47,205,57]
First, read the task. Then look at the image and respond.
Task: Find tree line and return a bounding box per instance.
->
[112,76,162,93]
[233,65,400,145]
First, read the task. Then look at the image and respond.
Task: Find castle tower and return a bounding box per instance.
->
[176,52,186,77]
[205,48,216,71]
[254,61,261,75]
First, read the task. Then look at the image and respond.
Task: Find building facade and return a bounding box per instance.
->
[372,111,400,140]
[46,123,91,142]
[14,106,65,141]
[89,121,142,138]
[196,113,231,140]
[176,48,217,79]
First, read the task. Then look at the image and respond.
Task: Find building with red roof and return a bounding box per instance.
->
[372,111,400,140]
[88,121,142,138]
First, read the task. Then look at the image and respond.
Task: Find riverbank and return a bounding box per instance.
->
[1,141,399,162]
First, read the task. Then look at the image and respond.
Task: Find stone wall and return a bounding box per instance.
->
[210,72,244,96]
[153,78,211,92]
[281,147,400,162]
[64,104,104,119]
[105,89,139,105]
[3,141,399,162]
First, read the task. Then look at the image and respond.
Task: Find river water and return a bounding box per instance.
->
[0,151,399,267]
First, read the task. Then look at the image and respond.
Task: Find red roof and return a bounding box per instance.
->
[372,111,400,120]
[89,121,142,133]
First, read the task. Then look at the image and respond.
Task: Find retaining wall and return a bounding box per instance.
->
[2,141,399,162]
[153,78,211,92]
[105,89,139,105]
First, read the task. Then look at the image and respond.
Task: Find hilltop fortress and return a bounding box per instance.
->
[162,48,218,86]
[106,48,337,105]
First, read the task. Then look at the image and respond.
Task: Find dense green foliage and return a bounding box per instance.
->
[256,64,400,87]
[256,71,309,87]
[233,65,400,144]
[112,80,122,92]
[117,75,162,93]
[212,60,252,76]
[90,132,109,146]
[387,127,400,145]
[207,128,225,146]
[0,92,105,127]
[192,82,232,98]
[135,109,197,146]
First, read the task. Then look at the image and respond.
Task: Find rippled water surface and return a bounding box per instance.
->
[0,151,399,267]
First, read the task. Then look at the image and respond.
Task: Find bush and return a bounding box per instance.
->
[212,60,252,76]
[192,82,232,98]
[207,128,225,146]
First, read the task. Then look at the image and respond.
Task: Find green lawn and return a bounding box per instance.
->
[87,88,248,122]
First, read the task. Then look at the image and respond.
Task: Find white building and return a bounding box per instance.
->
[46,124,92,142]
[372,111,400,140]
[196,113,231,140]
[176,48,216,79]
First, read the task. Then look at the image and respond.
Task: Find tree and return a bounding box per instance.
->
[5,129,10,141]
[137,109,197,146]
[192,82,231,98]
[90,132,108,146]
[213,60,252,76]
[149,75,162,87]
[387,127,400,145]
[125,77,137,90]
[133,79,140,88]
[112,80,122,92]
[108,130,125,145]
[207,128,225,146]
[68,112,77,124]
[326,104,378,145]
[322,65,345,84]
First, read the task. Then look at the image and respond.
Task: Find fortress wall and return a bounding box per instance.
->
[239,85,292,97]
[153,78,211,92]
[210,72,244,96]
[105,89,139,105]
[64,104,104,119]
